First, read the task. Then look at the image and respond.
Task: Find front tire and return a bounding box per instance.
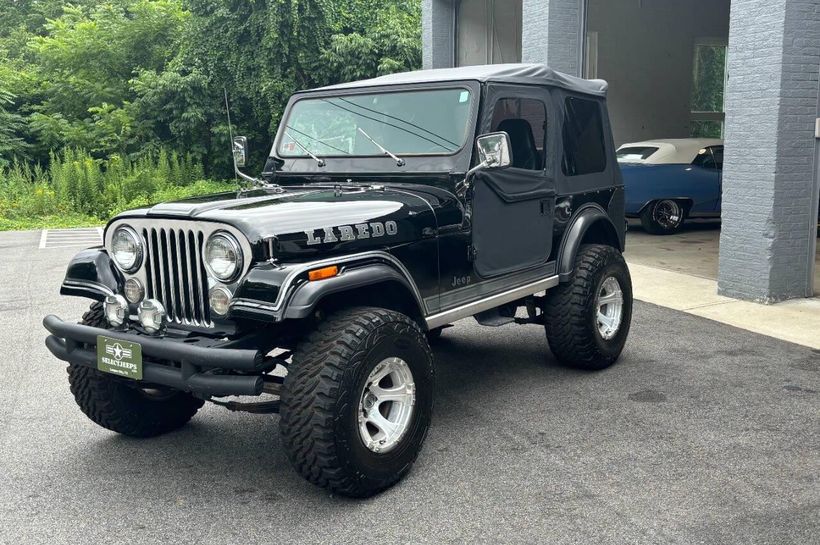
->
[279,307,434,497]
[67,302,204,438]
[640,199,685,235]
[544,244,633,370]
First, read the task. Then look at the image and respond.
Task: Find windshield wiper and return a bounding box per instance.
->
[357,127,405,167]
[285,131,326,167]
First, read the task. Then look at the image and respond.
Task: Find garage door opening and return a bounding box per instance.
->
[585,0,732,284]
[456,0,522,66]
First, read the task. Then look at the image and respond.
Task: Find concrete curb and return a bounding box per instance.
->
[628,262,820,349]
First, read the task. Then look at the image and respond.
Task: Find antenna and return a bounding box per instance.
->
[223,87,237,181]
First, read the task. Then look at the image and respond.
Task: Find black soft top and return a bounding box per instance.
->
[311,63,608,97]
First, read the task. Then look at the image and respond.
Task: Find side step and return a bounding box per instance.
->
[474,308,515,327]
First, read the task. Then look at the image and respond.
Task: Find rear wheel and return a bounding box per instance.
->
[544,244,633,370]
[640,199,685,235]
[279,307,434,497]
[67,302,204,438]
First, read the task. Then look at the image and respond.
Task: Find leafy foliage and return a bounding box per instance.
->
[0,147,227,230]
[0,0,422,228]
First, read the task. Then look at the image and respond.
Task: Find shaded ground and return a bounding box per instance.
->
[0,229,818,544]
[625,219,820,295]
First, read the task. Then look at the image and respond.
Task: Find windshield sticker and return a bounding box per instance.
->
[459,90,469,103]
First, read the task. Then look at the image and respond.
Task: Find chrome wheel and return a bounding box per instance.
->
[652,200,683,230]
[596,276,624,340]
[358,357,416,454]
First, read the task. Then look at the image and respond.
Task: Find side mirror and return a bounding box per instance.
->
[232,136,249,168]
[475,132,512,169]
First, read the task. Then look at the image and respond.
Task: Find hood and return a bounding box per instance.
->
[114,183,463,260]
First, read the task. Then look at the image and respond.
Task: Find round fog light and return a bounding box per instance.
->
[138,299,166,333]
[104,294,128,327]
[209,286,232,316]
[124,278,144,303]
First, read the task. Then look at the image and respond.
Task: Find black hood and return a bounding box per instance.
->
[113,183,463,260]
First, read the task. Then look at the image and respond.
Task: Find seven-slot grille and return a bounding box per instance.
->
[141,227,212,327]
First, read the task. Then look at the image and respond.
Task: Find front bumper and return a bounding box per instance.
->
[43,315,265,397]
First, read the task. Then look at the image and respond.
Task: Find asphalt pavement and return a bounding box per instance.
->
[0,228,818,544]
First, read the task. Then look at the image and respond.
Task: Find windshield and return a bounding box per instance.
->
[616,146,659,163]
[278,88,474,159]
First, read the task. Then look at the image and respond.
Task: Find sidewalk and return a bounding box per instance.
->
[628,261,820,349]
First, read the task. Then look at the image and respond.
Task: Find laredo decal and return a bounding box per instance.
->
[305,221,398,246]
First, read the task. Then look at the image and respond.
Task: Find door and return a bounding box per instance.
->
[690,144,724,212]
[471,96,555,278]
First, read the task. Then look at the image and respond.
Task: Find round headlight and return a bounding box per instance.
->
[111,226,143,273]
[204,232,243,282]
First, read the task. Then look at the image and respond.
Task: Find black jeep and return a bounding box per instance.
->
[44,64,632,497]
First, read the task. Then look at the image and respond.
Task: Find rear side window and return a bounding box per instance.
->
[692,145,724,170]
[562,97,607,176]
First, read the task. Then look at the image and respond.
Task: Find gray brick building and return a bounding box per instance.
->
[423,0,820,302]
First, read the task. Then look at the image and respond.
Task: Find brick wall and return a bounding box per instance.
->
[522,0,582,76]
[422,0,455,69]
[718,0,820,301]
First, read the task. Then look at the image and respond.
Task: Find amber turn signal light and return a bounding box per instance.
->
[308,265,338,281]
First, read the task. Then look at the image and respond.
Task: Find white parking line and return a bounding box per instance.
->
[40,228,103,249]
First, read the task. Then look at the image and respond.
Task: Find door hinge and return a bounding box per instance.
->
[467,245,478,262]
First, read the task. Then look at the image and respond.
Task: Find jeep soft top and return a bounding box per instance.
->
[44,63,632,497]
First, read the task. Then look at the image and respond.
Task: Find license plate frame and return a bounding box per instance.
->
[96,335,143,380]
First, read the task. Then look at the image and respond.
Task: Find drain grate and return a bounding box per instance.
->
[39,228,103,249]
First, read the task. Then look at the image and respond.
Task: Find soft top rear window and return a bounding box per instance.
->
[616,146,659,163]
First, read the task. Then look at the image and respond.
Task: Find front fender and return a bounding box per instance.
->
[60,249,124,301]
[283,264,419,320]
[229,251,426,323]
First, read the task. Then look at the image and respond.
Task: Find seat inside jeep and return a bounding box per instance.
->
[495,119,541,170]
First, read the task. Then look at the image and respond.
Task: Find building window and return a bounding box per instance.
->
[456,0,522,66]
[690,40,728,138]
[491,98,547,170]
[562,97,606,176]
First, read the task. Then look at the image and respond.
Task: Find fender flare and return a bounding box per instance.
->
[282,263,424,320]
[60,249,124,301]
[557,205,622,282]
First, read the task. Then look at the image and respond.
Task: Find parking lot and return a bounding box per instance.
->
[1,228,818,545]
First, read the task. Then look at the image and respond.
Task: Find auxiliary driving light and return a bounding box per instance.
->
[124,278,145,303]
[138,299,166,333]
[208,286,232,316]
[104,294,128,327]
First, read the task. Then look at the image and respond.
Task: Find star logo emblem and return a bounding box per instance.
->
[105,342,131,362]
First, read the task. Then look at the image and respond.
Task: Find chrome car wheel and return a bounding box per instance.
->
[652,199,683,230]
[596,276,624,340]
[358,357,416,454]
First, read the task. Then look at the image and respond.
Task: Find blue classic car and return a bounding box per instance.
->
[617,138,724,234]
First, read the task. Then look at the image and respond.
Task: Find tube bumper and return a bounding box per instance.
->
[43,315,264,397]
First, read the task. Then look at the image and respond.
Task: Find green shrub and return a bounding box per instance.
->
[0,147,233,230]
